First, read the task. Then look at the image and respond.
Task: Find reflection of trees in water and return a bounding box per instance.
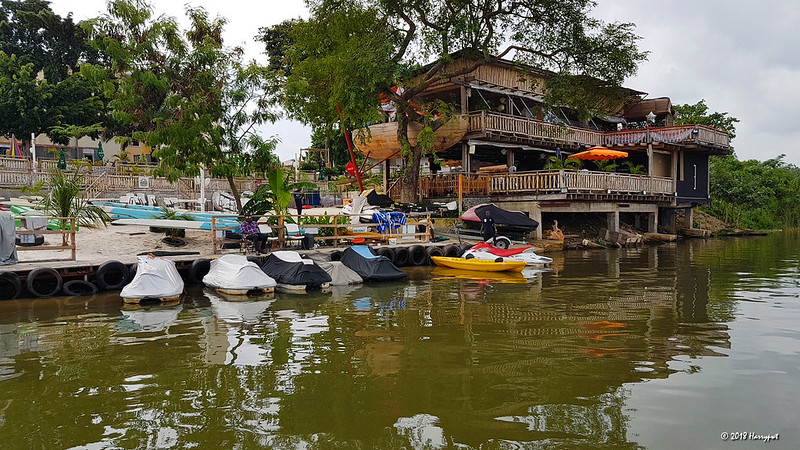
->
[3,234,778,447]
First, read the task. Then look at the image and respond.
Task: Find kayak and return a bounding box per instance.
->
[430,256,526,273]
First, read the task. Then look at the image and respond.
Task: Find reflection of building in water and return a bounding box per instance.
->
[320,245,734,447]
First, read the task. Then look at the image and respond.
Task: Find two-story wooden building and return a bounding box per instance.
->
[365,57,731,238]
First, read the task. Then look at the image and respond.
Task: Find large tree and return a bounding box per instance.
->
[265,0,648,202]
[0,0,106,149]
[674,99,739,139]
[85,0,280,210]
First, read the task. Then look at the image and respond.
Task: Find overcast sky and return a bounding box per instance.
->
[50,0,799,165]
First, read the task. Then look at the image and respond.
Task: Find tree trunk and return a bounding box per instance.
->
[227,174,242,212]
[396,114,423,203]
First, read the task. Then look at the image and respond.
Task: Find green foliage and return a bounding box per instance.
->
[271,0,647,202]
[544,156,581,171]
[593,159,617,172]
[0,1,108,145]
[85,0,280,211]
[240,167,317,218]
[299,213,349,238]
[622,161,647,175]
[674,99,739,139]
[38,170,111,239]
[704,155,800,229]
[157,206,194,239]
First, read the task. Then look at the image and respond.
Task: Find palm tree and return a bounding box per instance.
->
[623,161,647,175]
[544,156,582,171]
[241,167,316,220]
[593,160,618,172]
[39,170,111,244]
[157,207,194,244]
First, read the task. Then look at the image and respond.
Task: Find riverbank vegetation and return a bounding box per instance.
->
[706,155,800,230]
[674,101,800,230]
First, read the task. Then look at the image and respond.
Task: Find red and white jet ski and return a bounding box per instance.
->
[461,242,553,266]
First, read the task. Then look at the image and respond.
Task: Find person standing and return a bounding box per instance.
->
[480,210,497,245]
[294,191,304,217]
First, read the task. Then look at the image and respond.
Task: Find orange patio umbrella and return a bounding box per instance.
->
[570,146,628,161]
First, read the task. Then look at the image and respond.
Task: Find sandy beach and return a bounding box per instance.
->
[16,225,215,264]
[14,206,347,264]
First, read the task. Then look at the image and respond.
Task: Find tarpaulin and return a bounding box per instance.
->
[203,254,276,290]
[0,211,18,265]
[120,255,184,299]
[317,261,363,285]
[261,251,332,289]
[340,246,407,282]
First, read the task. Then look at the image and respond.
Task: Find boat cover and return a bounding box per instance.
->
[203,254,276,290]
[340,245,407,282]
[260,251,332,288]
[120,255,184,299]
[460,203,539,230]
[365,189,394,208]
[0,211,18,265]
[317,261,363,285]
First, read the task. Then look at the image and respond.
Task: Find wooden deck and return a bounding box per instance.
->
[466,111,731,151]
[390,170,675,200]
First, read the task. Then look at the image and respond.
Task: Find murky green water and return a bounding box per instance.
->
[1,234,798,449]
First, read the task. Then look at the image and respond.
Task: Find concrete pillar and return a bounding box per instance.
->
[684,207,694,229]
[647,212,658,233]
[606,211,619,233]
[531,205,542,240]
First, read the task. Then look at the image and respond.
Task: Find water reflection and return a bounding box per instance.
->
[1,235,799,447]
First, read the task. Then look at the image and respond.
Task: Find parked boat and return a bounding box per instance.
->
[339,246,407,282]
[202,254,276,295]
[430,256,526,273]
[462,242,553,265]
[359,116,468,161]
[96,202,241,229]
[260,251,332,293]
[120,255,184,303]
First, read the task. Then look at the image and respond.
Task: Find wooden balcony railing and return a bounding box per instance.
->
[467,111,605,147]
[390,170,675,200]
[467,112,731,150]
[604,125,730,148]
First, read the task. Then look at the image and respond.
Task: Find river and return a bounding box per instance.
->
[0,234,798,449]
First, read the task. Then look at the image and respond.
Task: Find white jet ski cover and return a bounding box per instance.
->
[120,255,184,299]
[203,254,276,290]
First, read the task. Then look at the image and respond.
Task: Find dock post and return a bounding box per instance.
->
[333,215,338,248]
[211,216,218,254]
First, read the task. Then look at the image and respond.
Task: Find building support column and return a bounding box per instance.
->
[684,207,694,230]
[531,204,542,241]
[647,211,658,233]
[606,210,619,233]
[647,142,654,177]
